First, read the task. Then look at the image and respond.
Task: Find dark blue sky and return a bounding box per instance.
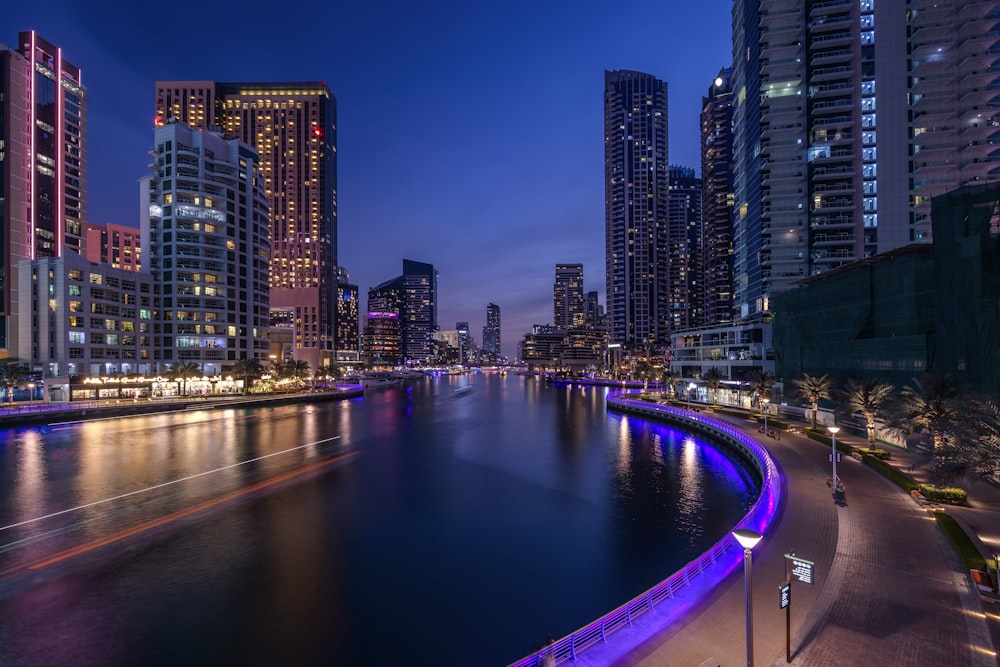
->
[5,0,732,357]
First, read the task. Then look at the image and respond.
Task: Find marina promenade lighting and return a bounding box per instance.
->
[762,397,769,435]
[828,426,841,497]
[688,382,696,410]
[733,528,763,667]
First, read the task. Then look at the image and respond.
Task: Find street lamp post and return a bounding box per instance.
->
[762,397,770,434]
[733,528,763,667]
[27,382,35,407]
[687,382,696,410]
[828,425,841,497]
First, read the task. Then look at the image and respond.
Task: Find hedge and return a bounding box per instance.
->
[861,454,919,493]
[855,447,891,460]
[919,484,968,505]
[934,511,987,572]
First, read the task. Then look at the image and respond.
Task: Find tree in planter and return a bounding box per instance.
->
[702,367,726,406]
[794,373,834,429]
[841,378,895,449]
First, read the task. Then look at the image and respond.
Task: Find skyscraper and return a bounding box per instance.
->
[401,259,437,364]
[140,121,271,371]
[667,166,702,330]
[700,68,735,326]
[335,267,360,362]
[1,31,86,352]
[604,70,670,352]
[154,81,337,369]
[363,278,403,367]
[483,303,501,361]
[553,263,584,329]
[730,0,1000,319]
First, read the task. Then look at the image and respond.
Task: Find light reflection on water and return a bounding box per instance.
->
[0,375,755,666]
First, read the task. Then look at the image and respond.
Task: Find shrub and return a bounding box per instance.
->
[856,447,891,460]
[919,484,968,505]
[861,454,919,493]
[934,511,986,572]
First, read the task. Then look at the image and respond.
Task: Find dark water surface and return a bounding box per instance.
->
[0,374,755,666]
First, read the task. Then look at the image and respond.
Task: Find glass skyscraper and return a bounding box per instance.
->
[604,70,670,352]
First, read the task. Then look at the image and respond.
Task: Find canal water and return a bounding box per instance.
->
[0,373,755,666]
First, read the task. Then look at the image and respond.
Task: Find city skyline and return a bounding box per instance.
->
[2,0,732,358]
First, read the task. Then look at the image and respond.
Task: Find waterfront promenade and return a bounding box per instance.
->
[579,408,999,667]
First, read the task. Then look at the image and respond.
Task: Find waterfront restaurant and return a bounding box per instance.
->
[69,375,243,401]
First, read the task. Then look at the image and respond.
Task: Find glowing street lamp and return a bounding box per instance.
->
[733,528,764,667]
[828,425,841,496]
[688,382,696,411]
[762,397,770,435]
[27,382,35,406]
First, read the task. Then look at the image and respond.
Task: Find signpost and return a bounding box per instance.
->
[782,553,815,662]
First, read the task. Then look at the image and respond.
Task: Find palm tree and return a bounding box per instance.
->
[661,369,680,398]
[746,368,777,410]
[841,378,895,448]
[889,373,964,453]
[228,357,264,394]
[279,360,312,388]
[702,367,727,405]
[166,360,201,396]
[0,363,28,403]
[794,373,834,429]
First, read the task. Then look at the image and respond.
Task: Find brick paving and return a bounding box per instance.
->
[578,415,997,667]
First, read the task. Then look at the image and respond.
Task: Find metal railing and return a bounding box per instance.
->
[509,393,782,667]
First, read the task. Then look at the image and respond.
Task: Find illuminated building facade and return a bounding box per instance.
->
[553,263,584,329]
[140,121,271,373]
[363,278,403,366]
[483,302,501,361]
[1,31,86,353]
[667,165,702,330]
[700,68,735,326]
[16,251,154,381]
[730,0,1000,320]
[335,267,359,362]
[604,70,670,352]
[85,222,141,271]
[154,80,336,369]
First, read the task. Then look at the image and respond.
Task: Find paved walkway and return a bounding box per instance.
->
[578,413,998,666]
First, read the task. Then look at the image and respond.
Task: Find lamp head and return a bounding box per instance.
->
[732,528,763,550]
[827,426,840,435]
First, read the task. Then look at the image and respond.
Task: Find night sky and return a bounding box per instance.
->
[4,0,732,358]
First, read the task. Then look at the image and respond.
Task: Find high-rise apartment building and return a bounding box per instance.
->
[483,302,501,361]
[140,121,271,372]
[1,31,86,352]
[604,70,670,351]
[85,222,141,271]
[335,267,359,362]
[154,81,337,369]
[456,321,470,364]
[584,290,603,329]
[730,0,1000,319]
[667,166,702,330]
[363,278,403,367]
[401,259,437,364]
[553,263,584,329]
[700,68,735,326]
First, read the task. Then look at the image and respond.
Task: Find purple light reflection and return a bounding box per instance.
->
[508,392,782,667]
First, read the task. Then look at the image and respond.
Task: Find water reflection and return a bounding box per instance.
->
[0,375,755,667]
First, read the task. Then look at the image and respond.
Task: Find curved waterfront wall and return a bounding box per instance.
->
[509,392,782,667]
